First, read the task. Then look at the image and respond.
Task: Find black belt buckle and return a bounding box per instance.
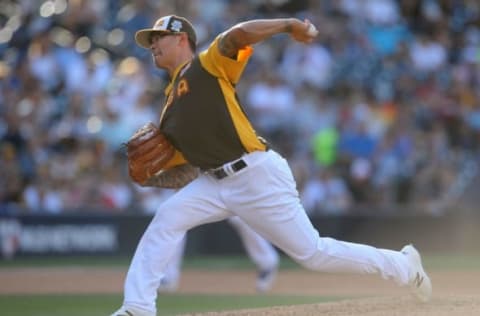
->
[212,159,247,180]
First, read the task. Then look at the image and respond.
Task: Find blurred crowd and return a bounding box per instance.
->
[1,0,480,216]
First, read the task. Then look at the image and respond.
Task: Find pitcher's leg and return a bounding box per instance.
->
[228,216,279,271]
[241,202,410,285]
[158,235,187,292]
[228,216,279,292]
[230,151,411,286]
[123,176,229,313]
[124,217,185,312]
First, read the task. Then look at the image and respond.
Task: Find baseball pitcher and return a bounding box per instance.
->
[112,15,431,316]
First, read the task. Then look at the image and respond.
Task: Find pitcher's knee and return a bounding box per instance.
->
[293,241,332,271]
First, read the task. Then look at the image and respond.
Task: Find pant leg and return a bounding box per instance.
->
[162,235,186,286]
[223,150,411,286]
[124,175,229,313]
[228,216,279,271]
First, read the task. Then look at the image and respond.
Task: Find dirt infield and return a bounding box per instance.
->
[1,267,479,315]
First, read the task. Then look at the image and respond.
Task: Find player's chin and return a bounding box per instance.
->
[153,56,164,68]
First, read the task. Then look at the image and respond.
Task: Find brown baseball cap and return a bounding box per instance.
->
[135,15,197,49]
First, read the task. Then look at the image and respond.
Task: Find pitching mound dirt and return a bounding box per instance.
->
[185,295,480,316]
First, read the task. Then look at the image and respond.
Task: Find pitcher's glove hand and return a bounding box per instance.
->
[126,122,175,186]
[144,163,200,189]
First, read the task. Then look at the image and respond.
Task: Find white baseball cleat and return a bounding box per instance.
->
[401,244,432,302]
[256,267,278,293]
[110,305,155,316]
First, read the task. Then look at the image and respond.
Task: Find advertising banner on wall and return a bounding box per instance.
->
[1,213,478,259]
[0,215,150,258]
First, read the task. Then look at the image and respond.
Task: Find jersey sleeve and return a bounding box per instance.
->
[198,36,253,84]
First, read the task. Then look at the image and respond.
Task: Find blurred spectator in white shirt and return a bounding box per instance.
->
[301,168,351,215]
[281,42,333,90]
[409,33,447,73]
[246,72,295,132]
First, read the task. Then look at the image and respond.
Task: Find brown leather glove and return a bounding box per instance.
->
[126,122,175,186]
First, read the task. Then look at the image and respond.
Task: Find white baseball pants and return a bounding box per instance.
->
[161,216,279,286]
[123,150,411,314]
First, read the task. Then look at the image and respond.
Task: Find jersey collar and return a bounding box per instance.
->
[164,59,192,96]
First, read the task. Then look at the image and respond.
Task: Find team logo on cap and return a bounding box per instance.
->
[171,20,183,32]
[156,18,167,28]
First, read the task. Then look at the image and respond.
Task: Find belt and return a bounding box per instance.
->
[210,158,247,180]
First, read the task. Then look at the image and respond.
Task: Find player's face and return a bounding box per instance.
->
[149,33,181,69]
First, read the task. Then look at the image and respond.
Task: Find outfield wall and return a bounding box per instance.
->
[0,213,478,259]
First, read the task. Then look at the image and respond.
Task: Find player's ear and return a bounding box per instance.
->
[179,33,190,47]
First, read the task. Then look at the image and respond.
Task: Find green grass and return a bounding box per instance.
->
[0,293,337,316]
